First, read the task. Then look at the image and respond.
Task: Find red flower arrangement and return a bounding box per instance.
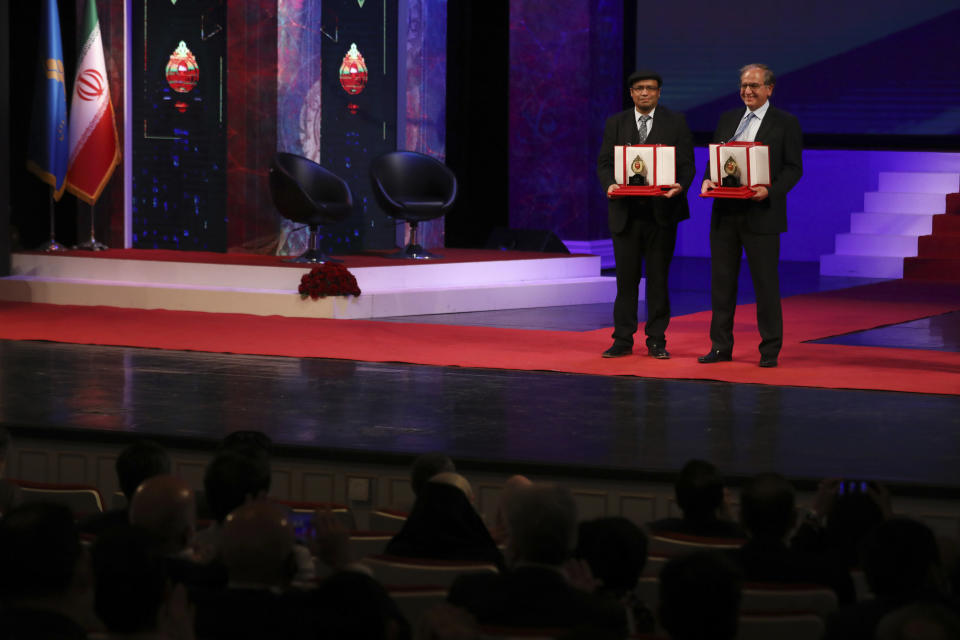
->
[298,263,361,299]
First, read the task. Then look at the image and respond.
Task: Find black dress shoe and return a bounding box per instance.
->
[698,349,732,364]
[602,344,632,358]
[758,357,778,368]
[647,345,670,359]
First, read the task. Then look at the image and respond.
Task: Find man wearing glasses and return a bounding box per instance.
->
[699,64,803,368]
[597,70,695,360]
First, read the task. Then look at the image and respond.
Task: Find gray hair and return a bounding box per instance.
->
[739,63,775,86]
[505,484,577,566]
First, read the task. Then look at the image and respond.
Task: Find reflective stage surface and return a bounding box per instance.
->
[2,259,959,492]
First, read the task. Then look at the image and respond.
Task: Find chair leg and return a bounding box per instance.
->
[286,224,341,263]
[389,221,442,260]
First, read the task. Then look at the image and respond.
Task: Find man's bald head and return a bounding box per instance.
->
[221,501,295,586]
[128,475,196,554]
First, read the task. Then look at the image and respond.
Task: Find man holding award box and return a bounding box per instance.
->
[597,70,695,360]
[699,64,803,368]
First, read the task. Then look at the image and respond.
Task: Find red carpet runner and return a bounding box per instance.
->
[1,280,959,395]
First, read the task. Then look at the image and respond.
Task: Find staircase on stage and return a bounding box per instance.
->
[0,248,618,319]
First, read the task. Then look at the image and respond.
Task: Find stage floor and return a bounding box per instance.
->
[2,258,959,495]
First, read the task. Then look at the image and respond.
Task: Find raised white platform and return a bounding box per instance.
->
[820,171,960,278]
[0,252,618,319]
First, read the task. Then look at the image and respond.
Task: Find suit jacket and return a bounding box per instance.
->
[705,104,803,234]
[448,565,627,633]
[597,105,695,233]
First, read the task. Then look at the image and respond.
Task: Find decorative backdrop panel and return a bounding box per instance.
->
[508,0,621,242]
[131,0,227,251]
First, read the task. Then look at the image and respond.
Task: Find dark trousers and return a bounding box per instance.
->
[611,206,677,348]
[709,213,782,358]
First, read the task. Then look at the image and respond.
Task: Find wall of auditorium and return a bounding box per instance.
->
[8,434,960,540]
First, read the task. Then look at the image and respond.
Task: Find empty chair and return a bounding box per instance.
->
[387,586,448,628]
[369,507,409,533]
[269,152,353,263]
[741,583,838,615]
[13,480,104,519]
[274,499,356,530]
[647,530,745,556]
[364,554,498,588]
[369,151,457,259]
[736,613,825,640]
[348,531,393,559]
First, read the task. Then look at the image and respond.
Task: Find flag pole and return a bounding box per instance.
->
[75,202,108,251]
[38,186,66,252]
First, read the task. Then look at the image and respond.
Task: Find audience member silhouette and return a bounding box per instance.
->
[90,524,194,640]
[447,484,626,634]
[79,439,171,536]
[875,602,960,640]
[658,550,743,640]
[648,459,745,538]
[730,472,855,603]
[129,474,225,589]
[0,427,22,517]
[193,448,271,558]
[488,474,532,547]
[791,477,887,569]
[385,472,504,569]
[410,452,456,497]
[574,517,655,634]
[192,501,314,640]
[313,571,412,640]
[824,517,950,640]
[0,502,94,640]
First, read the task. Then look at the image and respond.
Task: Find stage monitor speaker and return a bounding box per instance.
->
[484,227,569,253]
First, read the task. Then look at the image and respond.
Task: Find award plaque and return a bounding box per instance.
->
[611,144,676,197]
[701,142,770,199]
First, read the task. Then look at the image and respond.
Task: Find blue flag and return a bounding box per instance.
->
[26,0,69,200]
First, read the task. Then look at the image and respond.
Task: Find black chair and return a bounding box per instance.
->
[269,153,354,263]
[369,151,457,259]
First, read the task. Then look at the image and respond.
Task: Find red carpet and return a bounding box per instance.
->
[1,280,959,395]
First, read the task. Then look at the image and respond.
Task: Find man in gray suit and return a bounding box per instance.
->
[699,64,803,368]
[597,70,695,360]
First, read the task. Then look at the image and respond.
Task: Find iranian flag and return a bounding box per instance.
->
[65,0,120,205]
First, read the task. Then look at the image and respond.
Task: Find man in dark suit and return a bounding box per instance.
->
[447,484,626,634]
[699,64,803,368]
[597,70,695,360]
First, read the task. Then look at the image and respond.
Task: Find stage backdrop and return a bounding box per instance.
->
[635,3,960,139]
[131,0,227,251]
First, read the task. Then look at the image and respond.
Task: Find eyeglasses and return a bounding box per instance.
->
[630,85,659,93]
[740,82,768,90]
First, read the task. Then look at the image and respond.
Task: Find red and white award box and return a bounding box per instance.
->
[611,144,675,197]
[702,141,770,199]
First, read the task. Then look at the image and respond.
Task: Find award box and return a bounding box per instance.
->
[702,141,770,199]
[611,144,675,197]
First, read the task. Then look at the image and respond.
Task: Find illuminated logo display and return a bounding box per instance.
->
[339,43,368,96]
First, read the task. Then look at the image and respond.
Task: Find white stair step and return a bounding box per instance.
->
[849,212,934,236]
[819,254,903,279]
[878,172,960,194]
[834,233,918,257]
[864,191,945,214]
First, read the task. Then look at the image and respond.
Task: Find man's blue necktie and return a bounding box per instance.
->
[733,112,756,141]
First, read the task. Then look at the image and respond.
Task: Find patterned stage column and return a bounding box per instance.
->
[400,0,447,250]
[508,0,621,242]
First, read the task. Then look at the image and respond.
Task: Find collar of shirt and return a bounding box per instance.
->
[635,107,656,125]
[745,100,770,122]
[739,101,769,141]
